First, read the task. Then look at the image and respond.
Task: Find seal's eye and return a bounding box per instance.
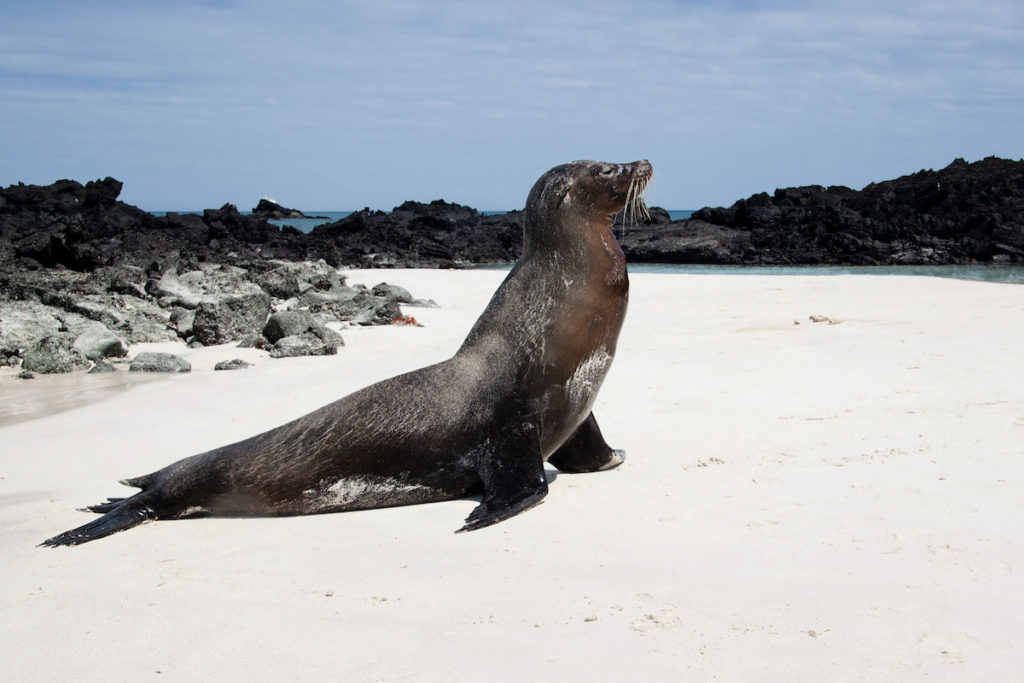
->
[598,167,616,177]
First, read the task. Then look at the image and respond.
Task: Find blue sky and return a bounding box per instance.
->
[2,0,1022,211]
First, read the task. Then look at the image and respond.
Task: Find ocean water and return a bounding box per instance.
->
[266,211,350,233]
[627,263,1024,283]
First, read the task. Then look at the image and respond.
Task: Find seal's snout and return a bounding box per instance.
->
[630,159,653,184]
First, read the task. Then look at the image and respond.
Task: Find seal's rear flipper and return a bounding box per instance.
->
[83,497,127,514]
[547,412,625,473]
[40,496,156,547]
[457,406,548,532]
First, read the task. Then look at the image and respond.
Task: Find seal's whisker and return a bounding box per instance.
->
[628,178,640,227]
[624,179,635,226]
[627,175,647,226]
[632,171,652,222]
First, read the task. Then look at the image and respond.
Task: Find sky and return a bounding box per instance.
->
[2,0,1022,212]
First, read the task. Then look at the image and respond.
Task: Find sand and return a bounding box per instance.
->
[1,269,1022,680]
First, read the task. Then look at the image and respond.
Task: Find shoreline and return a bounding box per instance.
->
[2,270,1023,679]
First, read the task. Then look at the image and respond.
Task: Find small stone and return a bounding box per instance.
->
[129,352,191,373]
[89,361,117,374]
[214,358,252,371]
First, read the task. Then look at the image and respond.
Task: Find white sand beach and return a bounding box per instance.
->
[1,269,1023,680]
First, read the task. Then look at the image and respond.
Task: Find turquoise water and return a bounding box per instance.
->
[627,263,1024,283]
[267,211,350,232]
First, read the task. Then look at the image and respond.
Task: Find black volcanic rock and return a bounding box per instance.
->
[0,179,524,270]
[306,201,523,267]
[3,158,1022,274]
[668,157,1024,265]
[251,199,327,220]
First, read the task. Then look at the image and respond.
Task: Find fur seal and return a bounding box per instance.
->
[42,159,653,546]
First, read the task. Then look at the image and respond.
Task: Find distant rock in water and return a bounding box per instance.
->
[251,199,327,220]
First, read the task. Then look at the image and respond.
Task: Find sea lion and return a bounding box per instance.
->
[42,159,653,546]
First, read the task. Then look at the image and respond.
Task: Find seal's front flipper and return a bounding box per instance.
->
[458,409,548,533]
[547,412,625,473]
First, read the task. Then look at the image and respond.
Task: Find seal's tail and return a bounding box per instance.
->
[40,486,158,547]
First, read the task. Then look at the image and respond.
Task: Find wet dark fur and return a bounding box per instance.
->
[42,159,653,546]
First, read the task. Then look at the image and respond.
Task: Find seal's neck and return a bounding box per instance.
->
[522,207,618,260]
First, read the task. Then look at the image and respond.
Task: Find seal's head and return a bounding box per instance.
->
[524,160,653,251]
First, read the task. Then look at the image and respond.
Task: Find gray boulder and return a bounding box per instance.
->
[254,260,346,299]
[311,325,345,346]
[0,300,92,353]
[301,291,364,320]
[269,333,339,359]
[370,282,413,303]
[214,358,252,371]
[262,310,344,347]
[91,265,148,297]
[192,286,271,345]
[147,264,253,309]
[21,335,91,374]
[89,360,117,374]
[262,310,317,344]
[349,296,403,326]
[169,307,196,339]
[72,322,129,361]
[146,271,206,309]
[129,352,191,373]
[236,334,273,351]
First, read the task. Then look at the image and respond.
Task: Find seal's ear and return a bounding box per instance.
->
[540,172,573,206]
[553,173,576,205]
[558,180,575,205]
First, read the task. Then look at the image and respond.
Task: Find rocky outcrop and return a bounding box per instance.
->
[4,159,1023,270]
[0,179,521,270]
[0,260,428,372]
[627,157,1024,265]
[304,201,522,267]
